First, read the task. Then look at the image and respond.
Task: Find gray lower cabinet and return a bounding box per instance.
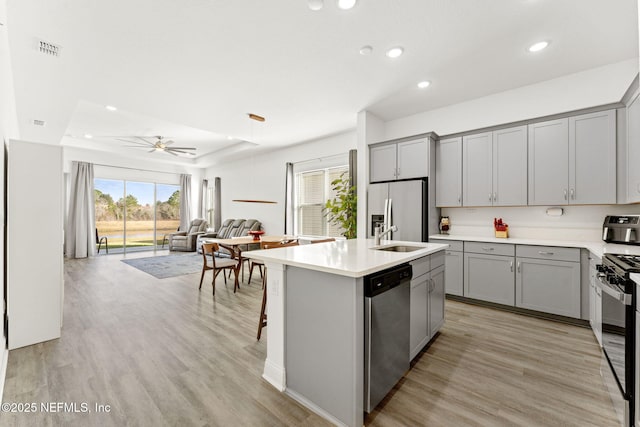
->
[515,258,581,318]
[464,252,515,306]
[589,254,602,345]
[409,254,445,360]
[444,249,463,296]
[429,265,445,337]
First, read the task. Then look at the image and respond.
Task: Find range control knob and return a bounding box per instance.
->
[596,264,607,273]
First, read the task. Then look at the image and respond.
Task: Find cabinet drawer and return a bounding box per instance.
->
[464,241,514,257]
[410,255,430,278]
[516,245,580,262]
[431,239,463,252]
[430,250,445,270]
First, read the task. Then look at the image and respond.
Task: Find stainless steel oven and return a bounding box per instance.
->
[597,254,637,426]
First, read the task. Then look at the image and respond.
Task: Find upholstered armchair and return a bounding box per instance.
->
[168,219,209,252]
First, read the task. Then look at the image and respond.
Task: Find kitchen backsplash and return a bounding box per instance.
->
[441,204,640,241]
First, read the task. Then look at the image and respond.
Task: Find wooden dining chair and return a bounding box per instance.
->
[199,243,240,295]
[257,240,299,340]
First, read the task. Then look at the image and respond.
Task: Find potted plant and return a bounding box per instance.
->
[324,172,357,239]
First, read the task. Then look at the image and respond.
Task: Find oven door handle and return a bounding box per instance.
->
[596,275,632,305]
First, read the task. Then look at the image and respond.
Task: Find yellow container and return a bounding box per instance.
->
[495,226,509,238]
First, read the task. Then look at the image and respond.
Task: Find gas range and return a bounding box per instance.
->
[601,254,640,286]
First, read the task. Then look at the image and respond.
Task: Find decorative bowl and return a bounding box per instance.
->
[248,230,265,241]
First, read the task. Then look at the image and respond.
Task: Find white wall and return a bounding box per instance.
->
[63,147,204,221]
[442,205,640,242]
[383,59,638,141]
[206,131,357,235]
[0,0,19,396]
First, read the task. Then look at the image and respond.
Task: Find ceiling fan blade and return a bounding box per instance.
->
[163,139,175,146]
[122,145,149,148]
[169,149,197,155]
[134,136,156,145]
[165,150,179,156]
[166,147,195,150]
[116,138,153,146]
[148,149,156,153]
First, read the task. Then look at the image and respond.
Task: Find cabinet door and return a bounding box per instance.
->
[464,253,515,306]
[493,126,528,206]
[463,132,493,206]
[397,139,428,180]
[435,137,462,207]
[515,258,581,318]
[627,94,640,203]
[528,118,569,205]
[429,265,445,337]
[444,250,463,296]
[370,144,397,183]
[569,110,616,204]
[410,275,429,360]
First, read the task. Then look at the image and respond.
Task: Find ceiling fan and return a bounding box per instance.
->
[116,136,196,156]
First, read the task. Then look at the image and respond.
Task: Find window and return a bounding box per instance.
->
[294,165,348,237]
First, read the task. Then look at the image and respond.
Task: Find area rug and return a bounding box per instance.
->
[121,253,202,279]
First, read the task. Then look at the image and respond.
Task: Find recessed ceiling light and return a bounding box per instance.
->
[105,105,117,111]
[386,47,404,59]
[359,45,373,55]
[417,81,431,89]
[337,0,356,10]
[227,136,233,140]
[84,134,93,139]
[528,41,549,53]
[308,0,323,11]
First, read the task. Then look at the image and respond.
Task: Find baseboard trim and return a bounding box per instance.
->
[285,388,348,427]
[262,358,286,392]
[0,348,8,403]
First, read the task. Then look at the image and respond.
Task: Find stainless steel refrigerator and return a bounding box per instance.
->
[367,178,428,242]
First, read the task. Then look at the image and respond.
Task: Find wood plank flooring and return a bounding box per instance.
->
[1,251,619,426]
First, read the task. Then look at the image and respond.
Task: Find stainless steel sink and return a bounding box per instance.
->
[372,245,423,252]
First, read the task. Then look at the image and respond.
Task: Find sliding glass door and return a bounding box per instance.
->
[94,179,180,254]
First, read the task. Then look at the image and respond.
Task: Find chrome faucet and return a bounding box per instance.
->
[374,225,398,245]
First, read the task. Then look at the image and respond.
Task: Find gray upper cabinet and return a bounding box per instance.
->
[529,110,616,206]
[463,126,527,207]
[463,132,493,206]
[528,118,569,205]
[370,143,397,183]
[435,137,462,207]
[370,139,428,183]
[627,94,640,203]
[569,110,616,204]
[493,126,528,206]
[397,139,428,180]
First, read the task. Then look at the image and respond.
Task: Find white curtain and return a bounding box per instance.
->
[65,161,96,258]
[284,162,294,234]
[179,174,192,231]
[213,177,221,230]
[199,178,208,220]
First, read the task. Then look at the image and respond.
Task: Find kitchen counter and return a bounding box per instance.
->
[245,238,448,277]
[245,238,447,427]
[430,234,640,258]
[632,273,640,285]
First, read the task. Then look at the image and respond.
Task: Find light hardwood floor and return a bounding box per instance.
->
[1,252,619,426]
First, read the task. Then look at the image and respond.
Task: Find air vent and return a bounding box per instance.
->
[32,119,46,127]
[37,39,61,57]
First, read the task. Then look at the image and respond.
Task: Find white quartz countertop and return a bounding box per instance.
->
[244,239,448,278]
[429,234,640,259]
[631,273,640,285]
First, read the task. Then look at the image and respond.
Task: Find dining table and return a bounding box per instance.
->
[201,235,296,284]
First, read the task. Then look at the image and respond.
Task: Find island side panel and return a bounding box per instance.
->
[262,262,287,391]
[285,266,364,427]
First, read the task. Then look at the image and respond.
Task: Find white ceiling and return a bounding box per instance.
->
[5,0,639,166]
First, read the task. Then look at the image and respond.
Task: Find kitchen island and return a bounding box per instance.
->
[245,238,448,427]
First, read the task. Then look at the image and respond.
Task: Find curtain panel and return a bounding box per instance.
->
[65,161,96,258]
[199,178,208,219]
[179,174,192,231]
[213,177,221,231]
[284,162,294,234]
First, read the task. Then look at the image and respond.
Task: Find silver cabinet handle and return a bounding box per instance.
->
[489,193,492,202]
[570,188,575,200]
[510,261,513,272]
[517,261,521,273]
[563,189,567,200]
[481,247,494,251]
[445,250,452,255]
[493,192,497,202]
[538,251,554,256]
[458,195,461,204]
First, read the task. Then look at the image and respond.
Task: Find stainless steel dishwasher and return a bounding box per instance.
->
[364,263,412,413]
